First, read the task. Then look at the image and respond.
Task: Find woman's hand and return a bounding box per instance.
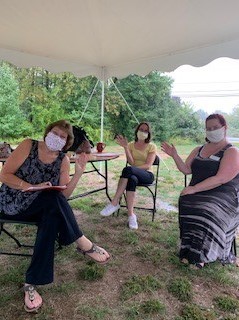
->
[180,186,197,196]
[115,135,128,148]
[161,142,177,158]
[22,181,52,192]
[36,181,52,187]
[75,152,90,174]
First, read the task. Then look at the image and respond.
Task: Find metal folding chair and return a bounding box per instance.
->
[0,213,62,257]
[0,215,37,257]
[118,155,160,221]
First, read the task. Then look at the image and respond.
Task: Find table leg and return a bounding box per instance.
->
[104,160,111,201]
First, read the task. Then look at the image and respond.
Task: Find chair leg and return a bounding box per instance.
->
[232,237,237,256]
[1,223,34,249]
[152,195,156,222]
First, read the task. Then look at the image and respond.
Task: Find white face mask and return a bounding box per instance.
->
[137,130,148,141]
[45,131,66,151]
[206,127,225,143]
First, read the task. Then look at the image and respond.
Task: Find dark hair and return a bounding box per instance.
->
[44,119,74,151]
[134,122,152,143]
[205,113,227,127]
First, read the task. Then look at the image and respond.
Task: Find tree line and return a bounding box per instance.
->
[2,61,238,144]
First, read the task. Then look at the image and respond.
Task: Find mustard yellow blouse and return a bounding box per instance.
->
[128,141,157,171]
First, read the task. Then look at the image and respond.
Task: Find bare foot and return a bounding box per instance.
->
[24,284,43,313]
[77,236,110,264]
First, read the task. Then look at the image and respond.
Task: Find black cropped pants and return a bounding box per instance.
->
[2,191,83,285]
[121,166,154,191]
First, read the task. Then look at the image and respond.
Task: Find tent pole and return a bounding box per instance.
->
[100,80,105,142]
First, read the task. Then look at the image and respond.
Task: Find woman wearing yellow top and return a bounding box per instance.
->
[100,122,157,229]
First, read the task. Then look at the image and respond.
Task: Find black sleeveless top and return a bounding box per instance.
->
[189,143,239,191]
[0,140,65,215]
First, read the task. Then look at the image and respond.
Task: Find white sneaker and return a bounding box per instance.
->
[100,203,120,216]
[128,214,138,230]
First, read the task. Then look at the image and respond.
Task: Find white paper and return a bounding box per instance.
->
[93,153,118,157]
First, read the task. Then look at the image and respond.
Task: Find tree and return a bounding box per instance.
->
[226,106,239,137]
[1,63,205,142]
[104,72,176,141]
[0,63,32,138]
[171,102,204,142]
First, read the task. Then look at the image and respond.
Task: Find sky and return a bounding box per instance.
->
[168,57,239,115]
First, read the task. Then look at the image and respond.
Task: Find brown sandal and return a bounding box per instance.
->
[77,243,110,265]
[24,284,42,313]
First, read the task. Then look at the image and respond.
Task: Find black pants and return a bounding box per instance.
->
[2,191,83,285]
[121,166,154,191]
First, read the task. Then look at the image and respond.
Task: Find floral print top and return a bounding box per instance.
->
[0,140,65,215]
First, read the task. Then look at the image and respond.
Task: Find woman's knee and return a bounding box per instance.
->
[121,166,134,178]
[38,191,69,211]
[126,175,138,191]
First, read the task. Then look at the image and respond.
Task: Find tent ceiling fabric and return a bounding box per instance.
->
[1,0,239,80]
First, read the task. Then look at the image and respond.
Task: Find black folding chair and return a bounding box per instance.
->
[0,214,37,257]
[118,155,160,221]
[0,213,62,257]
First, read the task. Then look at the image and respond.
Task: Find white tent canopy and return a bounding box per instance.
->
[1,0,239,80]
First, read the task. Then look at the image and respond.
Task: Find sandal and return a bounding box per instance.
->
[24,284,42,313]
[77,243,110,265]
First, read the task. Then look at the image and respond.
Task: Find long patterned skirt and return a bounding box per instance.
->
[178,185,239,264]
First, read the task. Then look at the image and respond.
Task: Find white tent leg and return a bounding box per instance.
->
[100,80,105,142]
[98,80,105,176]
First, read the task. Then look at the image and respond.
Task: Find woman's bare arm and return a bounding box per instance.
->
[0,139,35,190]
[161,142,199,174]
[181,147,239,195]
[60,153,89,199]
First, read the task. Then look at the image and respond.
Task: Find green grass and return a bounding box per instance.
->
[168,277,192,302]
[75,304,111,319]
[120,274,162,301]
[77,260,106,281]
[213,295,239,312]
[120,229,139,245]
[178,303,217,320]
[125,299,166,319]
[134,243,162,264]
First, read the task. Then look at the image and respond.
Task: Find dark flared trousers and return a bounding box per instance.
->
[2,191,83,285]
